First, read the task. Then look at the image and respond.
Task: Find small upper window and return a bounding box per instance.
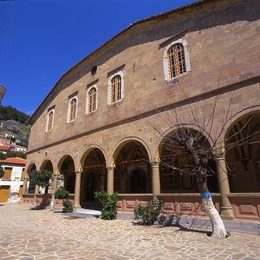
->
[86,86,97,113]
[108,71,124,105]
[167,43,186,78]
[111,75,121,103]
[68,97,78,122]
[163,39,191,81]
[46,109,54,132]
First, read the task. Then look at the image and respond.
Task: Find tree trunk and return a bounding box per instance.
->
[201,192,227,238]
[44,185,49,195]
[198,177,227,238]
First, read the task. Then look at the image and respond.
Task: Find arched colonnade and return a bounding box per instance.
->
[25,110,260,219]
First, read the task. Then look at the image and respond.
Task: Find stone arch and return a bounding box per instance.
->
[159,127,219,193]
[57,154,76,172]
[156,124,215,157]
[40,159,54,172]
[80,145,108,168]
[113,138,152,193]
[219,105,260,146]
[26,161,38,173]
[112,136,152,164]
[26,162,38,194]
[38,159,54,194]
[225,110,260,192]
[80,147,107,207]
[57,154,76,194]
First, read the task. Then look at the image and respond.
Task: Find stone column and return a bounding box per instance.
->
[151,159,161,200]
[107,166,114,195]
[22,178,28,195]
[74,171,82,208]
[217,148,234,220]
[52,175,58,193]
[50,174,57,210]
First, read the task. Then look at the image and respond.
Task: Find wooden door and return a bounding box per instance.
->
[0,186,10,203]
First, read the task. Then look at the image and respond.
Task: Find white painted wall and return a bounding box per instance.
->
[0,164,24,202]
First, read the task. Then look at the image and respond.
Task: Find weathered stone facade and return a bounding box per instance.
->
[25,0,260,220]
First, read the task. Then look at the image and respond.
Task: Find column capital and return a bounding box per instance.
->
[215,144,226,159]
[107,162,115,171]
[151,156,160,167]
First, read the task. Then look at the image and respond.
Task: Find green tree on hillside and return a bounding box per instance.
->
[0,105,30,123]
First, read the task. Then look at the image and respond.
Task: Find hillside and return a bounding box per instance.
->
[0,106,29,123]
[0,105,31,146]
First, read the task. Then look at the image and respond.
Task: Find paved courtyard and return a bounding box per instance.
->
[0,204,260,260]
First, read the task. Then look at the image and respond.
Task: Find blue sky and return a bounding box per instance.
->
[0,0,195,115]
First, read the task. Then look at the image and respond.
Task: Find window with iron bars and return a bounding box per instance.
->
[88,87,97,113]
[69,98,77,121]
[111,75,122,103]
[167,43,186,79]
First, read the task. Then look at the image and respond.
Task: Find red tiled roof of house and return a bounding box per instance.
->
[0,144,11,151]
[0,157,26,165]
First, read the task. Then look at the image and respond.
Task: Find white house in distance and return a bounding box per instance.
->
[0,157,26,203]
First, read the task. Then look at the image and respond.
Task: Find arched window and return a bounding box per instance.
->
[111,75,121,103]
[107,71,125,105]
[163,39,191,81]
[167,43,186,78]
[46,110,54,131]
[68,97,77,122]
[87,87,97,113]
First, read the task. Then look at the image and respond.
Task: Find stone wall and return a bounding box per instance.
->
[27,0,260,157]
[26,0,260,221]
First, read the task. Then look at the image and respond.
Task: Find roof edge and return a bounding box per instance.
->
[29,0,209,124]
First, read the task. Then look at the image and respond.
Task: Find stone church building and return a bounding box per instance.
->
[24,0,260,220]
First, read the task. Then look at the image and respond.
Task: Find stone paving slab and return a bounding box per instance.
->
[0,203,260,259]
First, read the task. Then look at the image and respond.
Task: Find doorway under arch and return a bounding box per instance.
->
[159,128,219,193]
[27,163,37,193]
[225,111,260,192]
[114,140,151,193]
[59,156,75,194]
[40,160,53,194]
[80,148,107,208]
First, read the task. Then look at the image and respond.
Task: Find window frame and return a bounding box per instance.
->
[163,39,191,81]
[86,85,98,114]
[45,109,55,132]
[67,96,78,123]
[107,71,125,105]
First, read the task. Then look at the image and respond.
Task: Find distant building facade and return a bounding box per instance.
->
[0,157,26,203]
[0,137,27,155]
[26,0,260,220]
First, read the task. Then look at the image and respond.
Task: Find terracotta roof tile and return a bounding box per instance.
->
[0,144,11,151]
[0,157,26,165]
